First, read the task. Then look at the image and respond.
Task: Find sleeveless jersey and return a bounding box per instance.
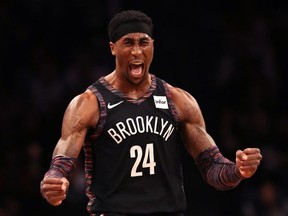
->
[84,74,186,214]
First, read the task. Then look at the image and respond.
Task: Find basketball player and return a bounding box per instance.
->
[40,10,262,216]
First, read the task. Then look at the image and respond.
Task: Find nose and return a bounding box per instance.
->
[131,44,142,55]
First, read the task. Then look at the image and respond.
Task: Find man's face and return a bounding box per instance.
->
[110,32,154,84]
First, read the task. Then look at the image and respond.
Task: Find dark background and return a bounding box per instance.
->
[1,0,288,215]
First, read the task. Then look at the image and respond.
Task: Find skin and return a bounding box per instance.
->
[40,32,263,206]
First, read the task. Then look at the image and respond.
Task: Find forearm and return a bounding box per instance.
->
[195,146,245,190]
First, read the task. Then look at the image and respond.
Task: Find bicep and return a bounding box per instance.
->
[52,92,99,158]
[53,114,88,158]
[175,90,216,158]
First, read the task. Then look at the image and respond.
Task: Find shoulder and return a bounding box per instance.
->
[165,82,198,107]
[165,83,203,123]
[68,89,97,109]
[65,89,99,127]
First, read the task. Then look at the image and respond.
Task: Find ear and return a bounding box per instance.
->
[109,42,116,55]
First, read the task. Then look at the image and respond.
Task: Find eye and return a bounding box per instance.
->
[123,41,134,48]
[124,41,131,45]
[140,41,149,46]
[139,41,150,49]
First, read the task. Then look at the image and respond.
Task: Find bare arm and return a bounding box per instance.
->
[168,85,214,158]
[40,89,99,206]
[168,85,262,189]
[52,90,99,158]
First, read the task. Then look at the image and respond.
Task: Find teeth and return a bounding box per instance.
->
[132,62,142,65]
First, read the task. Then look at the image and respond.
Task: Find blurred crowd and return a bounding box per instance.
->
[1,1,288,216]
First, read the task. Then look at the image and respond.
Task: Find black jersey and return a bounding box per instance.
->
[84,74,186,214]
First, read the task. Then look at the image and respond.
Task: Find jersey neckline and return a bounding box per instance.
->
[99,74,157,104]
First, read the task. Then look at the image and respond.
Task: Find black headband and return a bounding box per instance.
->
[109,22,153,43]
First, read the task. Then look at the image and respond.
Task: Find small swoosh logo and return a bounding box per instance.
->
[107,100,124,109]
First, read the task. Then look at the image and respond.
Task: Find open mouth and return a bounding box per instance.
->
[130,62,144,77]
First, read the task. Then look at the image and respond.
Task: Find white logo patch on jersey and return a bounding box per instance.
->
[153,96,169,109]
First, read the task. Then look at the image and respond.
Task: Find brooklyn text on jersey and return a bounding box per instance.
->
[107,115,175,144]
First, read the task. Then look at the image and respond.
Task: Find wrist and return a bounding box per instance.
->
[44,155,77,179]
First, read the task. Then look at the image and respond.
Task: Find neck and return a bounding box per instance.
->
[105,71,151,99]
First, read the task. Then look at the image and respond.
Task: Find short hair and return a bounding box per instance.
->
[108,10,153,42]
